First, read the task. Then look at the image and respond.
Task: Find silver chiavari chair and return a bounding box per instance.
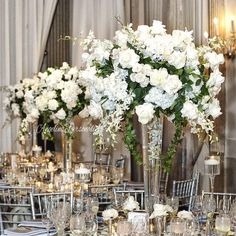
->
[202,191,236,213]
[172,172,199,211]
[113,189,145,210]
[30,191,73,219]
[0,185,34,234]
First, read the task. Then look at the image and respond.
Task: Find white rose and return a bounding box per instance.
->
[135,103,155,124]
[60,62,70,70]
[16,90,24,99]
[35,96,48,111]
[118,48,140,69]
[204,51,224,69]
[78,107,90,118]
[207,69,224,88]
[162,75,182,95]
[88,101,103,119]
[30,108,39,119]
[102,208,118,221]
[168,51,186,69]
[11,103,20,116]
[177,210,194,220]
[205,98,222,119]
[150,204,173,219]
[114,31,128,47]
[55,108,66,120]
[150,68,168,87]
[151,20,166,35]
[123,196,140,212]
[181,101,199,120]
[48,99,59,111]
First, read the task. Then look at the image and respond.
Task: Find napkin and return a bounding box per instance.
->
[3,227,56,236]
[18,221,47,229]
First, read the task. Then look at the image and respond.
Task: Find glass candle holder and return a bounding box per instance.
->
[170,218,186,236]
[117,221,132,236]
[204,155,220,195]
[215,214,231,235]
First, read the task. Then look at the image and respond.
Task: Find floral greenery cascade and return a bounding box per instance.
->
[4,62,88,143]
[79,21,225,171]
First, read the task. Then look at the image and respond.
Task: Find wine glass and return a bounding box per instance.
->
[192,195,203,232]
[204,155,220,196]
[229,201,236,226]
[166,196,179,216]
[91,197,99,216]
[70,214,86,236]
[50,202,71,236]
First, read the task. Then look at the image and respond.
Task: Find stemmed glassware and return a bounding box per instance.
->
[192,195,203,232]
[42,209,53,236]
[48,202,71,236]
[165,196,179,216]
[204,155,221,196]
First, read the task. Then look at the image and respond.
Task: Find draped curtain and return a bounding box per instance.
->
[71,0,132,176]
[0,0,57,152]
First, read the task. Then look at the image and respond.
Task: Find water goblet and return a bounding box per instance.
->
[215,214,231,235]
[91,197,99,216]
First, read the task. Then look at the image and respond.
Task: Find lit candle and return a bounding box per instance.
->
[204,156,220,165]
[231,17,235,33]
[213,17,219,36]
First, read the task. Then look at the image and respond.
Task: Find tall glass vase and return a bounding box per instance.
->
[61,120,74,173]
[61,132,73,173]
[141,116,163,214]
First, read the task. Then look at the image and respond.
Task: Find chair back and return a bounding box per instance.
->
[202,191,236,213]
[172,172,199,210]
[113,189,145,210]
[159,169,169,194]
[30,191,73,219]
[0,185,34,234]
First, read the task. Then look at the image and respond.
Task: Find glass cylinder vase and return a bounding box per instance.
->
[61,120,74,173]
[141,116,163,214]
[61,133,73,173]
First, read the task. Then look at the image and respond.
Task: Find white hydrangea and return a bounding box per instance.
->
[145,87,177,109]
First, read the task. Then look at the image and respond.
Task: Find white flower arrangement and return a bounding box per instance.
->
[102,208,119,221]
[177,210,194,221]
[149,203,173,219]
[80,20,225,170]
[4,62,89,140]
[123,196,140,212]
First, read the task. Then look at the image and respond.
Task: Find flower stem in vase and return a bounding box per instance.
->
[209,175,215,197]
[108,219,113,236]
